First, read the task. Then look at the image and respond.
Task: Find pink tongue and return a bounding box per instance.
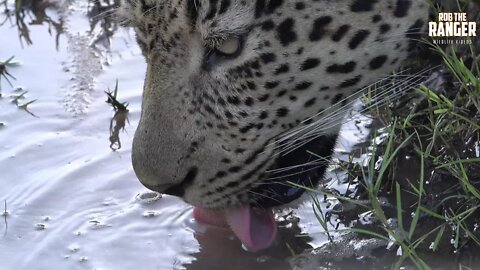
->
[193,206,277,252]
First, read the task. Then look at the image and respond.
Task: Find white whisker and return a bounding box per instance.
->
[271,66,438,156]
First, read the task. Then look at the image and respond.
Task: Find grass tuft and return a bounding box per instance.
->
[306,4,479,268]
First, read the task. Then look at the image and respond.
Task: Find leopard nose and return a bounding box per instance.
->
[141,167,199,198]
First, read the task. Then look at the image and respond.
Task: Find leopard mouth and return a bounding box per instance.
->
[248,134,338,208]
[193,135,338,252]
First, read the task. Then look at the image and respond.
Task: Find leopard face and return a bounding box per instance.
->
[120,0,429,209]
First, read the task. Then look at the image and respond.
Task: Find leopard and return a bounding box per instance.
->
[119,0,430,251]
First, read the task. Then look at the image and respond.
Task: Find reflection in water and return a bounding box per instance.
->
[0,0,120,50]
[105,90,129,151]
[87,0,121,49]
[0,56,16,92]
[0,0,64,48]
[108,108,128,150]
[188,212,313,270]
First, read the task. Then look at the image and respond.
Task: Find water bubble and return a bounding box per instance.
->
[43,216,51,221]
[102,197,118,206]
[135,192,162,204]
[396,246,403,256]
[35,223,47,230]
[79,256,88,262]
[13,86,25,92]
[88,219,112,230]
[142,210,160,218]
[374,156,384,170]
[68,244,80,253]
[256,256,269,263]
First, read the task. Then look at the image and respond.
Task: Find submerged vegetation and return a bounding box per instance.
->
[0,56,16,95]
[0,56,36,116]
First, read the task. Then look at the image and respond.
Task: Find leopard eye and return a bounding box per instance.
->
[214,37,242,56]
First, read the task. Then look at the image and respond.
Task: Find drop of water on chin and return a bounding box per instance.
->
[241,243,249,252]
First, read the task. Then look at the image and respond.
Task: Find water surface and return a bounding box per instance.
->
[0,1,354,269]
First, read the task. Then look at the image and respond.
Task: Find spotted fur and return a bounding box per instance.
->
[119,0,429,209]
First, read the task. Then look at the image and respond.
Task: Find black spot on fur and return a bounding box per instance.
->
[260,53,276,63]
[266,0,284,14]
[262,20,275,31]
[349,30,370,49]
[265,81,280,89]
[276,107,289,117]
[380,23,391,34]
[277,18,297,46]
[300,58,320,71]
[295,81,313,90]
[351,0,378,12]
[218,0,231,14]
[274,64,290,74]
[295,2,305,10]
[304,98,316,108]
[394,0,411,18]
[255,0,266,18]
[332,24,351,42]
[326,61,356,73]
[338,75,362,88]
[369,55,387,69]
[372,14,382,22]
[309,16,332,41]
